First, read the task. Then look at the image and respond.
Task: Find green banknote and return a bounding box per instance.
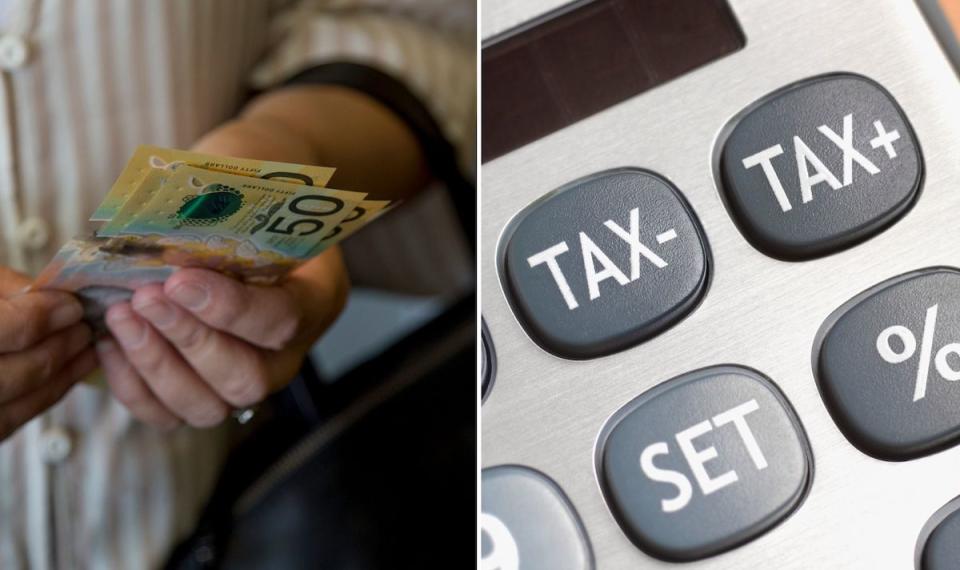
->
[98,166,366,258]
[90,145,338,222]
[34,146,397,339]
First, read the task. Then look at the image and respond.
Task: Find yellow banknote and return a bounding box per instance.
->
[315,199,397,252]
[99,166,365,258]
[90,145,338,222]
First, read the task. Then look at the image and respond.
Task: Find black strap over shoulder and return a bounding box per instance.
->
[283,63,476,253]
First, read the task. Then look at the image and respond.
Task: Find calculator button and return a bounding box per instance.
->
[501,169,709,359]
[597,366,811,562]
[718,73,922,260]
[815,267,960,460]
[919,496,960,570]
[482,318,496,401]
[481,465,593,570]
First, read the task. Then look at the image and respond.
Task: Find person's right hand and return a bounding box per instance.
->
[0,266,97,441]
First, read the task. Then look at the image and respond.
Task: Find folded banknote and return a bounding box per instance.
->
[90,145,337,222]
[32,145,399,330]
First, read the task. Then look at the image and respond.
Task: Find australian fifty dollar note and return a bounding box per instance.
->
[99,165,366,258]
[91,145,338,222]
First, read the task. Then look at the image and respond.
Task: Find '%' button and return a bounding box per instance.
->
[718,73,923,260]
[816,267,960,460]
[499,168,710,359]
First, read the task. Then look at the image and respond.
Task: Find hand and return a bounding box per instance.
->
[0,267,96,440]
[98,247,349,429]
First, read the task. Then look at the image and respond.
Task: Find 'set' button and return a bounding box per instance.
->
[718,73,922,260]
[596,366,811,562]
[815,267,960,460]
[500,168,710,359]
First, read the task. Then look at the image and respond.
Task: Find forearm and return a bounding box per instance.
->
[185,85,441,349]
[193,84,431,200]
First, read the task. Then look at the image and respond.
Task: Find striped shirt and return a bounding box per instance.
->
[0,1,475,568]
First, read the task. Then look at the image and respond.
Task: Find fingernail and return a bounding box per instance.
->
[107,312,147,350]
[50,300,83,330]
[169,283,209,311]
[133,299,176,328]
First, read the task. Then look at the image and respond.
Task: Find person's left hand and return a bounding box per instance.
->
[97,247,349,429]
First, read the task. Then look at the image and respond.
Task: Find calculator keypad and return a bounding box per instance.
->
[500,168,709,359]
[597,366,811,561]
[481,465,593,570]
[718,73,922,260]
[487,71,938,565]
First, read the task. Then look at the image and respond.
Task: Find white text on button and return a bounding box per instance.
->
[527,207,674,310]
[480,512,519,570]
[741,113,899,213]
[639,399,767,513]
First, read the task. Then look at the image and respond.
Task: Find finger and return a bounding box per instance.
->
[105,303,229,428]
[132,285,271,407]
[0,322,91,403]
[0,347,97,441]
[96,338,181,430]
[0,266,31,294]
[0,291,84,352]
[164,268,300,350]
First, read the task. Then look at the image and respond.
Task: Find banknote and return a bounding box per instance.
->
[32,237,176,333]
[33,236,305,332]
[35,145,398,336]
[317,199,397,250]
[98,166,366,258]
[90,145,338,222]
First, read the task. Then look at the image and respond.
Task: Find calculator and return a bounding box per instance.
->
[480,0,960,568]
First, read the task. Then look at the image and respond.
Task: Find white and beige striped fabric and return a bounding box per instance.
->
[0,1,475,568]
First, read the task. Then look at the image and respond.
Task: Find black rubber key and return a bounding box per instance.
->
[481,465,593,570]
[596,366,811,562]
[815,267,960,460]
[918,496,960,570]
[481,318,495,401]
[718,73,922,260]
[500,168,709,359]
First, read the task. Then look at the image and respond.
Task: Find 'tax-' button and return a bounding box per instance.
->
[499,169,710,359]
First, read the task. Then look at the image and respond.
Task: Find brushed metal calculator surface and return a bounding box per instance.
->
[480,1,960,568]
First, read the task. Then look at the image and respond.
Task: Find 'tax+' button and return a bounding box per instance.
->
[718,73,923,260]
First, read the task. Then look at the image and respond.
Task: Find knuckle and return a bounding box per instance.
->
[177,322,212,353]
[10,321,41,352]
[224,356,270,406]
[109,377,145,409]
[133,347,164,372]
[188,401,229,428]
[271,313,300,349]
[214,286,249,326]
[24,347,56,382]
